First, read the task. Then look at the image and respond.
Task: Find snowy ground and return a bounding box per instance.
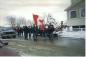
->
[58,31,85,39]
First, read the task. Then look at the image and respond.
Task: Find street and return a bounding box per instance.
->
[1,36,84,56]
[0,46,19,56]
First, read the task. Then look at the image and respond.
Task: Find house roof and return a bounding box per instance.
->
[65,0,85,11]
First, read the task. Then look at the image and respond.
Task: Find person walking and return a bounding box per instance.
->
[20,27,23,36]
[47,23,54,40]
[23,26,29,40]
[16,27,21,37]
[28,26,32,39]
[33,25,38,41]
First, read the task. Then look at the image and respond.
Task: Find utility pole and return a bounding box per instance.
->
[60,21,64,31]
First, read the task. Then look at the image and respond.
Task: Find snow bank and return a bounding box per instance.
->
[59,31,85,39]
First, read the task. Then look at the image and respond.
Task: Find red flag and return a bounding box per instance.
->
[33,14,38,27]
[39,19,45,32]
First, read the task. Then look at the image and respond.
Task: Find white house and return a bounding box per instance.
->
[65,0,85,31]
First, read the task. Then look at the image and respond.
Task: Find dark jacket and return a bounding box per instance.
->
[23,26,29,34]
[48,25,54,33]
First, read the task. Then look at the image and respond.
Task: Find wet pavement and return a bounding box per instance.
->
[54,37,85,48]
[0,47,19,56]
[4,36,85,56]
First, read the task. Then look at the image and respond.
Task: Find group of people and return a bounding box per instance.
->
[14,23,56,41]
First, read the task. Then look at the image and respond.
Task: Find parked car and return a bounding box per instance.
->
[0,27,17,39]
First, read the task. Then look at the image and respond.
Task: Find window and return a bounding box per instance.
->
[73,26,79,28]
[81,8,85,17]
[80,25,85,31]
[73,26,79,31]
[70,11,77,18]
[73,25,85,31]
[80,25,85,28]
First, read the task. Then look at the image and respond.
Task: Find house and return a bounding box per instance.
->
[65,0,85,31]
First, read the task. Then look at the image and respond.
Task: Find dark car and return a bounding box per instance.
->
[0,27,17,39]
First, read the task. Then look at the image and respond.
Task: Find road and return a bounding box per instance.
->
[2,36,84,56]
[0,47,19,56]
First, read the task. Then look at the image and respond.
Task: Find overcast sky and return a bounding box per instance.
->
[0,0,71,26]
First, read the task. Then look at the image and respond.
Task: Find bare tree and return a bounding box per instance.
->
[47,14,58,28]
[6,16,16,27]
[19,17,26,26]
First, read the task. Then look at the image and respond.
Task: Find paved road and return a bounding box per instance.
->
[54,37,85,48]
[0,36,85,56]
[0,47,19,56]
